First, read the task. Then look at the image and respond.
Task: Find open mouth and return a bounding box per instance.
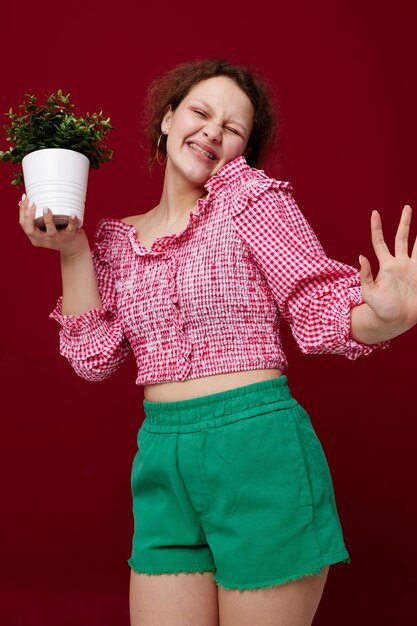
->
[187,142,217,161]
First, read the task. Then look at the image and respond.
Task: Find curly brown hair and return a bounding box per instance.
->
[143,58,278,169]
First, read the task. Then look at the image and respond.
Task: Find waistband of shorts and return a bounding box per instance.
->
[141,375,298,433]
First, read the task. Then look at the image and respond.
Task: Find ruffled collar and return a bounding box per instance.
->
[93,195,211,258]
[203,155,251,194]
[204,155,293,216]
[94,155,293,254]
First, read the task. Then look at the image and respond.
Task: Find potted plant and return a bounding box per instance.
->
[0,89,113,229]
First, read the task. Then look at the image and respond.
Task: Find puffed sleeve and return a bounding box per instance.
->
[49,219,130,381]
[229,174,390,359]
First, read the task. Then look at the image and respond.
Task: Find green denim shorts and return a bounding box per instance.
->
[128,375,350,590]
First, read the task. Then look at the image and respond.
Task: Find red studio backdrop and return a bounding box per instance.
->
[1,1,416,624]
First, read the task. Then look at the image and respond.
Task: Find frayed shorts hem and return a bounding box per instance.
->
[213,552,351,592]
[128,551,350,591]
[128,558,217,577]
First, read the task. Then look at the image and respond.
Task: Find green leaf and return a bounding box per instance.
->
[0,90,113,169]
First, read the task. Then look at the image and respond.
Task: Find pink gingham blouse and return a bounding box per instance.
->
[49,156,388,384]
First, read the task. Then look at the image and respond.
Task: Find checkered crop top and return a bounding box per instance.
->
[49,156,388,384]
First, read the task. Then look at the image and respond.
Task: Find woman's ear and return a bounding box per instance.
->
[161,104,173,135]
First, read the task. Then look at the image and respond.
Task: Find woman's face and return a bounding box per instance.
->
[161,75,255,188]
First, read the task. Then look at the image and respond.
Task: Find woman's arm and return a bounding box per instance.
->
[60,246,102,316]
[350,206,417,344]
[19,195,130,381]
[229,178,388,360]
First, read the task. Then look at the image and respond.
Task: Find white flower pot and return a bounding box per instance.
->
[22,148,90,229]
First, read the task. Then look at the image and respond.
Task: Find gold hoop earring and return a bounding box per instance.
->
[156,133,167,165]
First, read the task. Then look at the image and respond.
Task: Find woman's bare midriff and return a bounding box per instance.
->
[143,368,283,402]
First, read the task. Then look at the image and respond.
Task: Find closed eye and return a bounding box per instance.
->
[192,109,241,136]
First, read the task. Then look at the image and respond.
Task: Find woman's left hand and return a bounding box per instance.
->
[359,205,417,335]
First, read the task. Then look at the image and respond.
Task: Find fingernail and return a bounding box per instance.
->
[43,207,49,216]
[359,255,362,266]
[70,214,76,220]
[21,193,26,201]
[28,199,34,208]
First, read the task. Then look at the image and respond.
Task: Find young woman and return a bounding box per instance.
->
[19,59,417,626]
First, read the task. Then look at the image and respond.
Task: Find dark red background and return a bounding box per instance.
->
[1,1,416,624]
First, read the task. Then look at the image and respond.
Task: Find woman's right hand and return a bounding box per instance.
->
[18,194,90,258]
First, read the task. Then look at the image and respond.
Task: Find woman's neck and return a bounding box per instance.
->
[156,169,208,225]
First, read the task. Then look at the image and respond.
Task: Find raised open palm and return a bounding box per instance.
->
[360,205,417,334]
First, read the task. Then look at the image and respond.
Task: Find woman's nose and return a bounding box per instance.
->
[203,120,222,141]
